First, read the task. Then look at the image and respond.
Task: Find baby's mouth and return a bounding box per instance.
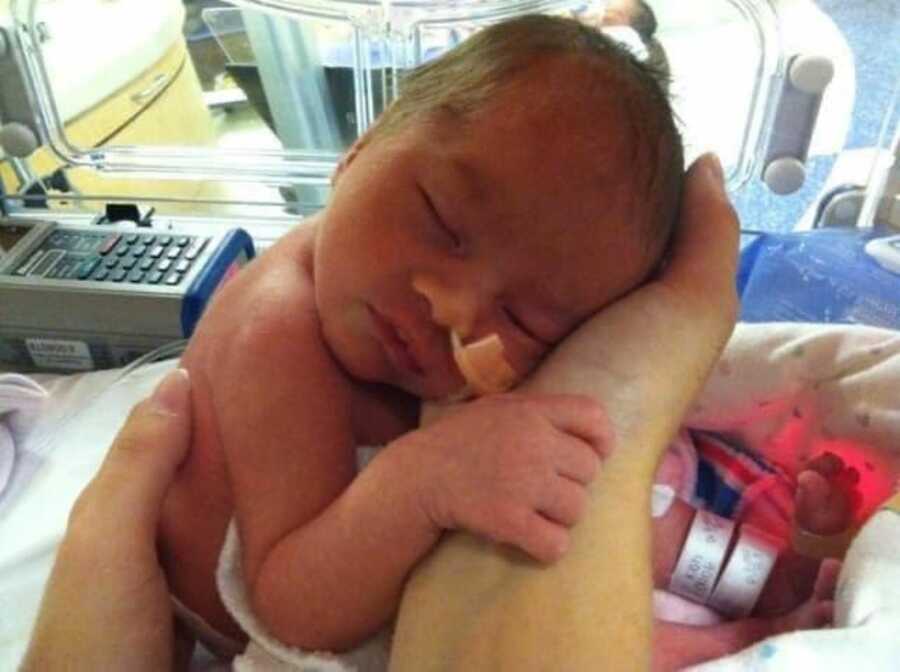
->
[369,306,425,376]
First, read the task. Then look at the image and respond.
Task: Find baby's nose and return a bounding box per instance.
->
[411,274,478,336]
[412,274,518,395]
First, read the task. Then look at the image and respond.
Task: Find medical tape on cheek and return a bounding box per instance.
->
[707,524,779,618]
[668,510,736,605]
[450,330,519,395]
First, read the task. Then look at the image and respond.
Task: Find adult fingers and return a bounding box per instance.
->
[660,154,741,305]
[79,368,191,534]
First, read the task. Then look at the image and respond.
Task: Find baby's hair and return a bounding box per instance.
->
[371,14,683,255]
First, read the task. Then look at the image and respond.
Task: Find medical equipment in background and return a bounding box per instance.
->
[0,212,254,372]
[865,235,900,274]
[0,0,897,374]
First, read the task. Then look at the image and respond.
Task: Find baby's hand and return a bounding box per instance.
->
[795,452,861,535]
[409,393,610,563]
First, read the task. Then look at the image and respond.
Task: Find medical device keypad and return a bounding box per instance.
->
[0,216,255,373]
[9,229,210,286]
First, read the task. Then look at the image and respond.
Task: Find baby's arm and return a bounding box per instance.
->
[190,242,441,651]
[193,236,604,652]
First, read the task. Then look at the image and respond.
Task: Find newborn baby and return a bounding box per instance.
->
[158,14,684,658]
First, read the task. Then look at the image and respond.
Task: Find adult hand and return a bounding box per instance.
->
[527,153,739,412]
[392,154,740,672]
[21,368,192,672]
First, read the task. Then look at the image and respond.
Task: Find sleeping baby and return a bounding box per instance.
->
[159,13,684,658]
[156,13,850,670]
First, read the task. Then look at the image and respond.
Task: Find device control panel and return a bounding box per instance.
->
[0,216,255,372]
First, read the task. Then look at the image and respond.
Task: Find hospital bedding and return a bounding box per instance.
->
[1,322,899,670]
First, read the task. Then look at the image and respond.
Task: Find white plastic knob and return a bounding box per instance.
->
[0,122,40,158]
[789,55,835,95]
[763,157,806,195]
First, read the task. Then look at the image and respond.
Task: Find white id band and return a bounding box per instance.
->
[651,484,676,519]
[669,510,736,604]
[708,524,779,617]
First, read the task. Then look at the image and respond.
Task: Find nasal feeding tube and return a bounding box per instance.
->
[412,276,519,396]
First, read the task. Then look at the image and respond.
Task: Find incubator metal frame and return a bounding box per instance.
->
[0,0,790,190]
[0,0,897,230]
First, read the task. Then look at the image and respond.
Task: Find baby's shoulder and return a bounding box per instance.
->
[186,227,343,395]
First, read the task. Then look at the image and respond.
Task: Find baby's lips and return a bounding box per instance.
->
[451,330,519,395]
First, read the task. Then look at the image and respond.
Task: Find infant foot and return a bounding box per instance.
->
[771,558,841,634]
[795,452,861,535]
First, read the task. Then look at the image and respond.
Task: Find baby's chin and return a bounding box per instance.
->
[395,373,466,403]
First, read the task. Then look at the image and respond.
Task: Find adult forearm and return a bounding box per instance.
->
[391,292,735,671]
[252,439,440,652]
[390,153,739,672]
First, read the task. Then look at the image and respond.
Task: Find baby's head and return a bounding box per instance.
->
[315,14,684,399]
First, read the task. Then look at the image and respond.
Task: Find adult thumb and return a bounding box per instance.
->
[662,153,740,298]
[91,368,192,529]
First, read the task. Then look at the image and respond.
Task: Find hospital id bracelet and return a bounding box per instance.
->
[669,510,736,605]
[707,524,779,618]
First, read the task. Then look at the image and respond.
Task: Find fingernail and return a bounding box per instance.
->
[702,153,725,184]
[150,368,191,415]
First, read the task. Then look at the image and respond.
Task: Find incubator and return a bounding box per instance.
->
[0,1,899,670]
[0,0,895,372]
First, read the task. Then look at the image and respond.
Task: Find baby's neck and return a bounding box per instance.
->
[350,380,421,447]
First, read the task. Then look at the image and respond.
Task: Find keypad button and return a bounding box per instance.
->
[148,271,165,284]
[139,258,155,271]
[149,245,165,259]
[112,269,128,282]
[184,238,209,260]
[92,268,109,281]
[159,235,173,246]
[77,257,102,280]
[104,256,119,269]
[121,257,137,271]
[128,269,146,283]
[125,234,139,244]
[132,244,149,257]
[175,259,191,274]
[115,243,131,256]
[176,236,191,247]
[157,259,172,272]
[142,235,156,246]
[166,273,183,286]
[98,234,121,255]
[166,246,181,260]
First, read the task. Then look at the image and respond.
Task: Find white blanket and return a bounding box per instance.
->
[0,323,898,671]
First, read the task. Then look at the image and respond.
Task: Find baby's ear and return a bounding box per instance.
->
[331,133,371,186]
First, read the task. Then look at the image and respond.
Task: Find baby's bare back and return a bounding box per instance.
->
[158,224,360,642]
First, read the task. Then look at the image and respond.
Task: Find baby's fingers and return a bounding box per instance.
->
[806,451,844,477]
[539,480,589,528]
[514,512,571,564]
[554,440,601,486]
